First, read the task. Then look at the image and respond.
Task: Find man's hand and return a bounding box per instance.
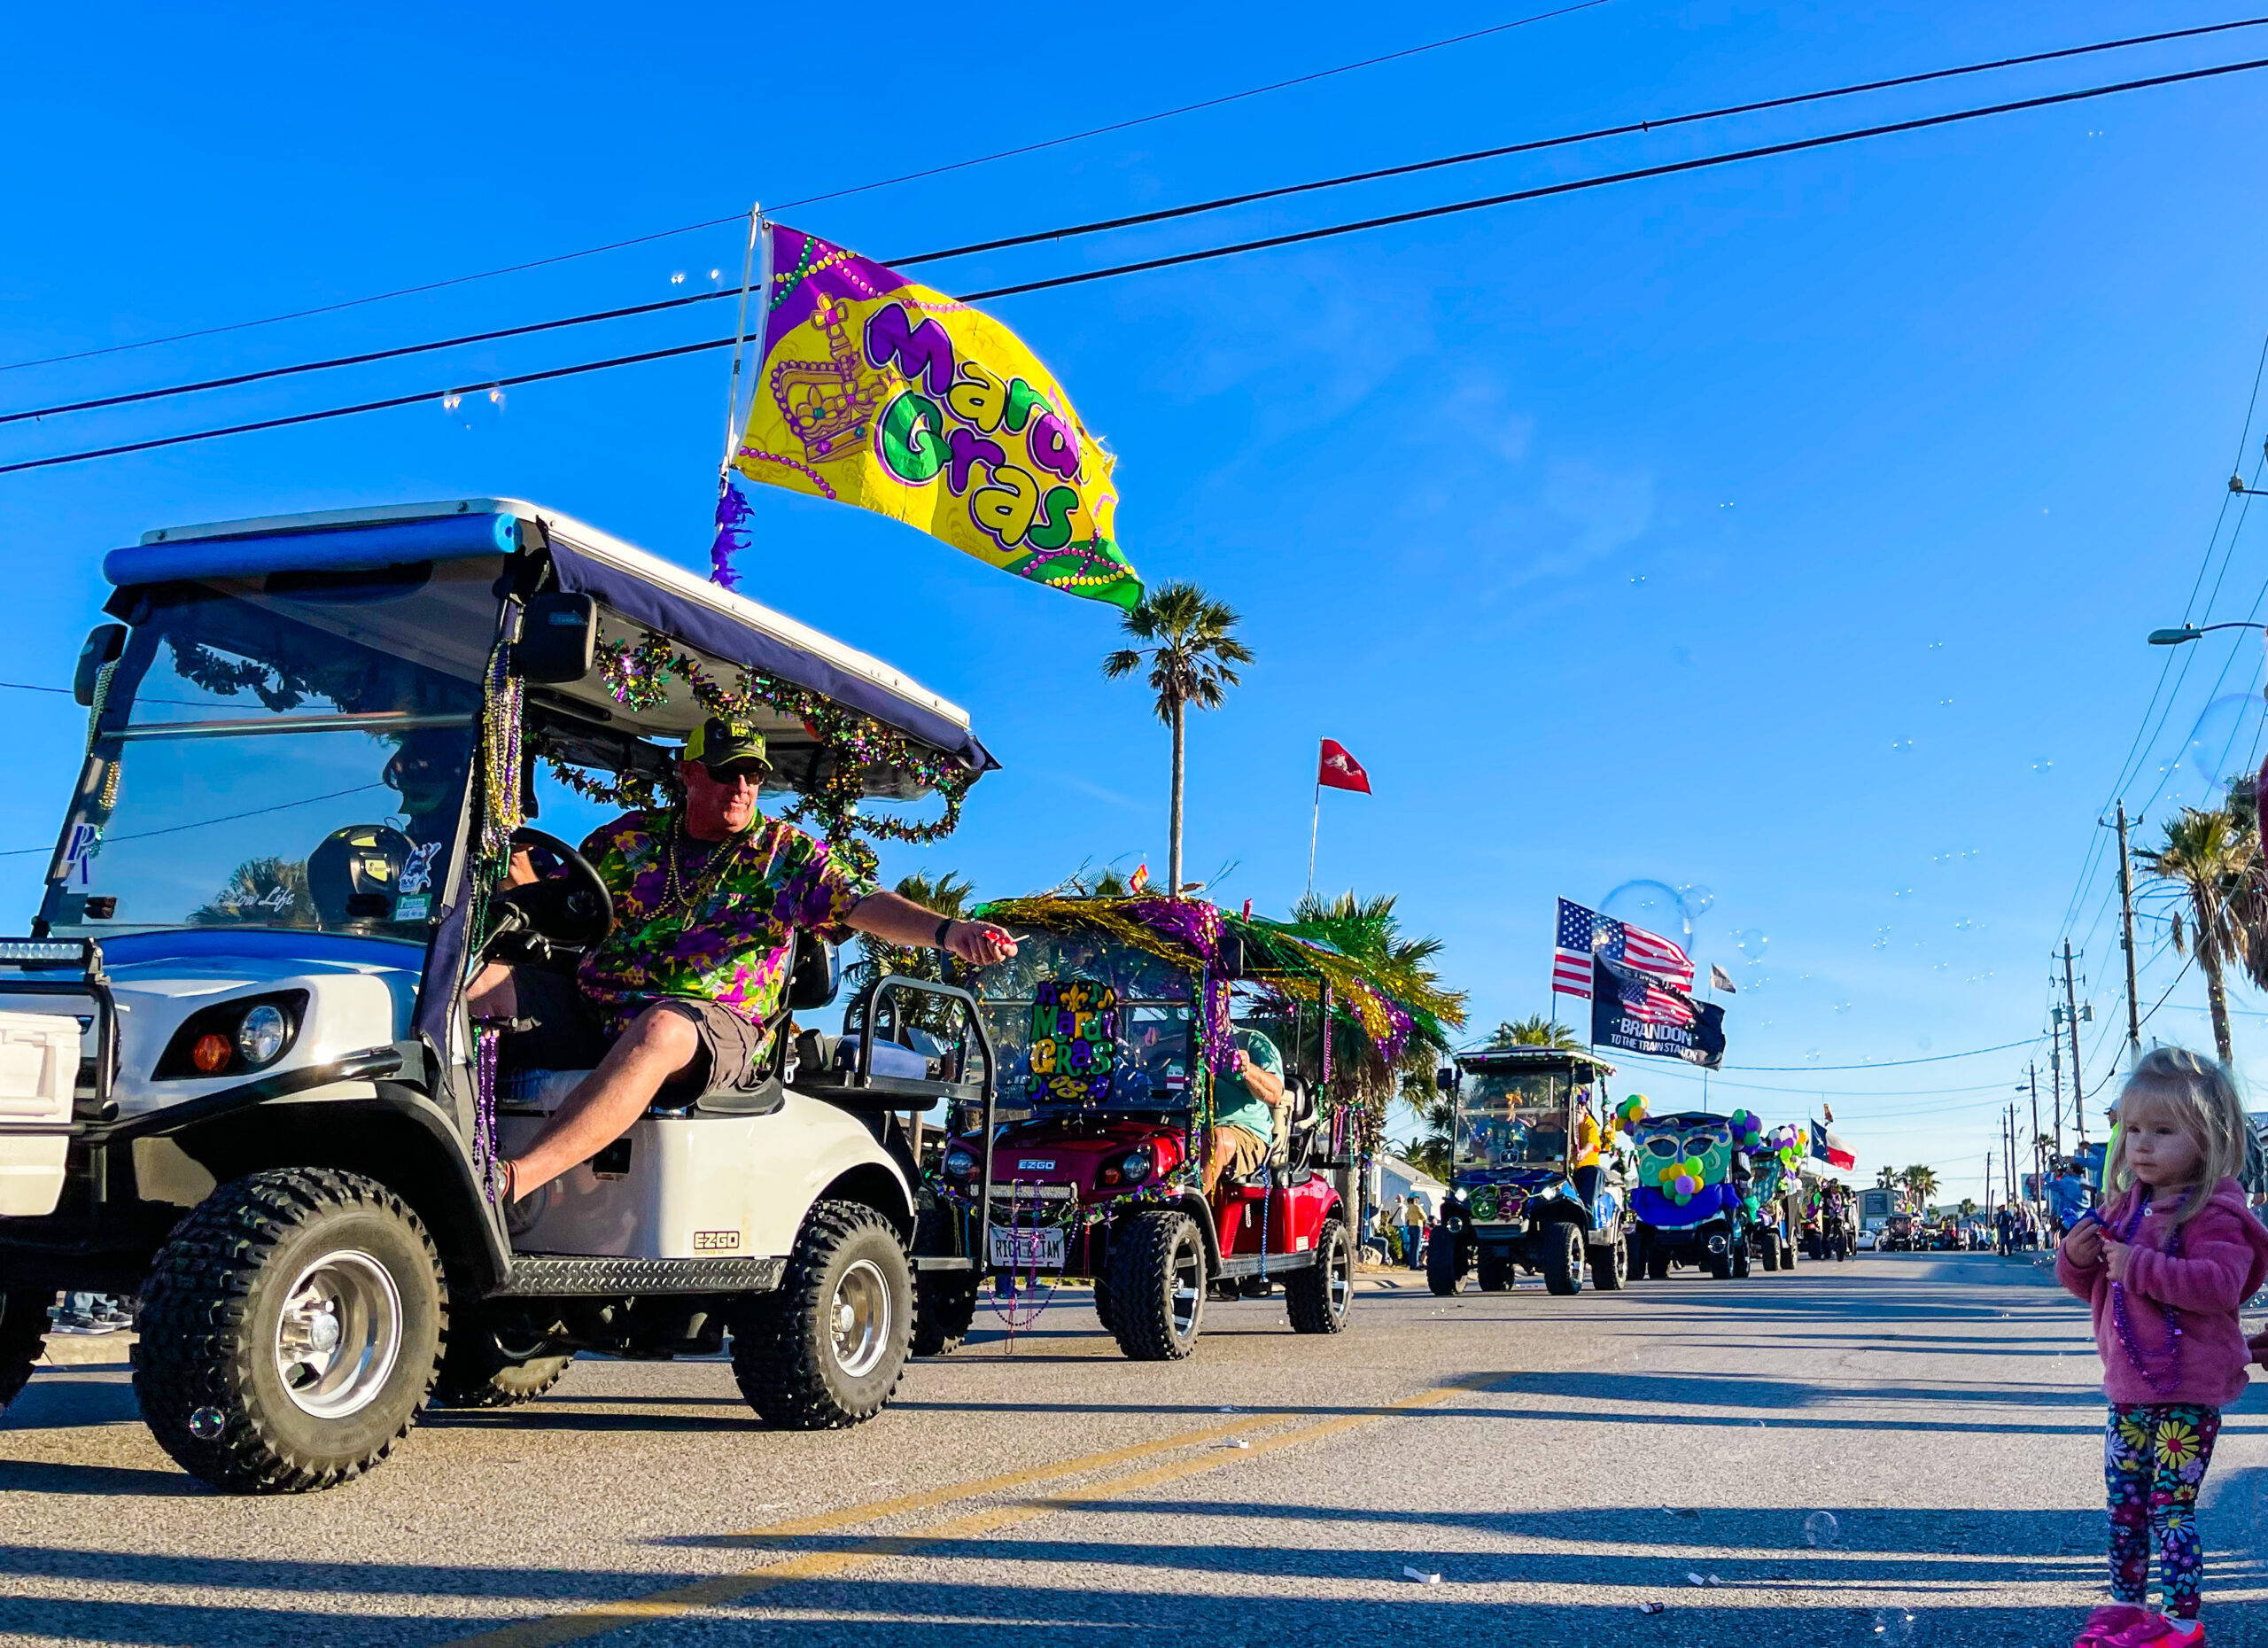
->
[944,920,1017,966]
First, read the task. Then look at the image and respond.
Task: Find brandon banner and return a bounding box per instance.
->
[1590,953,1727,1069]
[711,223,1143,610]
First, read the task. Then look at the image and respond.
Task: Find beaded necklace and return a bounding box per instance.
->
[659,814,751,915]
[2109,1187,2187,1396]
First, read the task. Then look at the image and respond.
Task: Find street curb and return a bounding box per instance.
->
[38,1333,135,1367]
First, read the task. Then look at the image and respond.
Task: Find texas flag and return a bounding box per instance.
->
[1317,739,1371,794]
[1811,1119,1857,1171]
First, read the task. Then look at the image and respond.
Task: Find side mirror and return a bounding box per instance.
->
[74,624,126,707]
[1212,931,1246,980]
[1435,1066,1457,1092]
[513,593,597,684]
[787,936,840,1011]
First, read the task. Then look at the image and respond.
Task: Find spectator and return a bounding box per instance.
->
[2048,1162,2091,1234]
[1399,1193,1426,1271]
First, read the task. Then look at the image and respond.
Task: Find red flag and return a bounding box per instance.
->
[1317,738,1371,794]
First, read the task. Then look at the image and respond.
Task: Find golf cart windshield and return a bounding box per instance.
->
[972,927,1197,1110]
[40,566,491,942]
[1456,1071,1570,1170]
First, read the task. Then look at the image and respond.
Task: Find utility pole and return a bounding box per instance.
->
[2063,942,2088,1147]
[1985,1150,1995,1216]
[2049,1038,2064,1164]
[2028,1063,2042,1204]
[2114,803,2144,1069]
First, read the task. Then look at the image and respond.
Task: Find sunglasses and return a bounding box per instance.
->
[701,759,771,784]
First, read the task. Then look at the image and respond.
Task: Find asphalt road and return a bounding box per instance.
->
[2,1250,2263,1647]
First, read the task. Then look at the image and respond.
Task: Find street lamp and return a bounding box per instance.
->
[2147,621,2268,645]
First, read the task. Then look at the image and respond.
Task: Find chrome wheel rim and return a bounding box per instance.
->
[275,1249,402,1419]
[831,1258,890,1379]
[1328,1231,1351,1317]
[1170,1237,1202,1341]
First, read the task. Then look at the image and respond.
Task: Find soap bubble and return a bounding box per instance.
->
[2183,694,2261,799]
[670,270,687,285]
[1871,1608,1918,1644]
[1602,879,1709,943]
[1734,929,1768,965]
[187,1405,226,1440]
[1803,1511,1839,1547]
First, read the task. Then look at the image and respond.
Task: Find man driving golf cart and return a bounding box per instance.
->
[473,716,1016,1201]
[1200,1026,1288,1206]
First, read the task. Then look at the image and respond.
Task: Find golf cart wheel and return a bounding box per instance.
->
[1731,1237,1751,1279]
[1780,1234,1798,1269]
[134,1168,444,1494]
[912,1273,978,1357]
[1475,1255,1512,1293]
[1590,1234,1628,1292]
[1425,1232,1461,1296]
[1091,1274,1117,1334]
[732,1200,911,1428]
[0,1287,49,1413]
[1706,1248,1734,1281]
[1285,1217,1352,1334]
[1540,1221,1584,1296]
[431,1311,572,1409]
[1104,1209,1204,1361]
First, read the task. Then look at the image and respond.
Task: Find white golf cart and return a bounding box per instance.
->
[0,499,999,1491]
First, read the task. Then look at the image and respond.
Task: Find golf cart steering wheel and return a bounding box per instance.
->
[485,827,614,956]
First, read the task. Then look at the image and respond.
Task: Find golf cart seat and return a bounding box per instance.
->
[1227,1074,1319,1187]
[498,1064,788,1119]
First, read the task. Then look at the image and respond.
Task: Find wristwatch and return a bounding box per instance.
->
[935,917,955,946]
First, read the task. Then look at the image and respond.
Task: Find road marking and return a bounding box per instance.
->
[439,1373,1500,1647]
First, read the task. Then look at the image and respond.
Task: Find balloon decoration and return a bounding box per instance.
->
[1728,1109,1764,1151]
[1616,1094,1650,1134]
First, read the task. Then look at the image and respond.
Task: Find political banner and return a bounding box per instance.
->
[1590,953,1727,1069]
[711,223,1141,609]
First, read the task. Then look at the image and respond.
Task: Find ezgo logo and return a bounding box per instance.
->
[692,1230,741,1253]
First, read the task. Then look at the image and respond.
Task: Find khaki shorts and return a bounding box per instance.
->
[1211,1122,1270,1181]
[506,970,772,1094]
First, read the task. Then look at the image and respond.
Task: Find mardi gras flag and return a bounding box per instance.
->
[711,223,1140,610]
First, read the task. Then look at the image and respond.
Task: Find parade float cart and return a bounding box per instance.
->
[922,896,1367,1361]
[1740,1123,1805,1273]
[1628,1110,1744,1280]
[0,499,1001,1492]
[1425,1046,1627,1297]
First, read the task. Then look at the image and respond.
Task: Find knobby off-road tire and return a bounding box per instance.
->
[0,1287,50,1413]
[1285,1217,1352,1334]
[912,1274,978,1357]
[732,1201,911,1429]
[1541,1221,1585,1295]
[135,1168,445,1494]
[431,1312,572,1409]
[1425,1232,1461,1296]
[1104,1209,1204,1361]
[1091,1273,1117,1335]
[1590,1233,1628,1291]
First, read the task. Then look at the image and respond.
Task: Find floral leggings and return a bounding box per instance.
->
[2105,1403,2223,1620]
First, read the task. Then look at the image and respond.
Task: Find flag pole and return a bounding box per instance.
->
[1306,779,1320,900]
[719,204,766,471]
[1701,975,1713,1113]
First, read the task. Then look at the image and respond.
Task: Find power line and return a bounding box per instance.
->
[9,55,2264,480]
[13,21,2268,432]
[1725,1038,2039,1072]
[0,0,1612,377]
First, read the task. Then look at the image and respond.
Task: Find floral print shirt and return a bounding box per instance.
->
[576,809,874,1029]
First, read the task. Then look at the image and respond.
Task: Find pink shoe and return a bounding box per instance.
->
[2073,1607,2148,1647]
[2102,1616,2203,1647]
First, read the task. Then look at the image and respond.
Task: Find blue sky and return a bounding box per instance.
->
[5,0,2268,1200]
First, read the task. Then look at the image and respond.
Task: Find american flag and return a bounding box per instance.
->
[1553,898,1696,1002]
[1599,954,1697,1026]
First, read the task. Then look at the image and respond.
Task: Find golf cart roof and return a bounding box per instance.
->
[1637,1110,1728,1129]
[105,498,994,773]
[1454,1046,1616,1077]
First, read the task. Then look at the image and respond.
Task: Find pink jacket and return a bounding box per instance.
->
[2057,1177,2268,1408]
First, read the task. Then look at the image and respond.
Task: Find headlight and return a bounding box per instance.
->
[943,1147,977,1181]
[236,1003,289,1068]
[1119,1149,1152,1183]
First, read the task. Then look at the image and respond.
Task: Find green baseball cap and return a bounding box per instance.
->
[684,717,771,773]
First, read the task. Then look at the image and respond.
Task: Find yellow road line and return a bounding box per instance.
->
[440,1374,1500,1648]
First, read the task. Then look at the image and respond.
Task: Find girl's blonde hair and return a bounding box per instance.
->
[2106,1046,2249,1227]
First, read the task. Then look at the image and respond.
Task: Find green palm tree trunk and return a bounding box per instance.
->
[2202,947,2234,1065]
[1168,696,1185,895]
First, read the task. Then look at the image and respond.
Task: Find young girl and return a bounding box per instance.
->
[2057,1047,2268,1647]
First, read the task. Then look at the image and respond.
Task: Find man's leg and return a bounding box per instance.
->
[504,1005,701,1198]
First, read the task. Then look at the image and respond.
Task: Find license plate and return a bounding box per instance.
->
[989,1224,1066,1272]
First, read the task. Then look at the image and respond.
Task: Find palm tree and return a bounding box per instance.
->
[1488,1014,1585,1050]
[1900,1163,1939,1211]
[1102,581,1252,897]
[2136,805,2256,1064]
[1289,890,1467,1151]
[1875,1165,1899,1191]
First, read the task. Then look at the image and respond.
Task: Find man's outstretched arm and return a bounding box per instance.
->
[846,891,1018,966]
